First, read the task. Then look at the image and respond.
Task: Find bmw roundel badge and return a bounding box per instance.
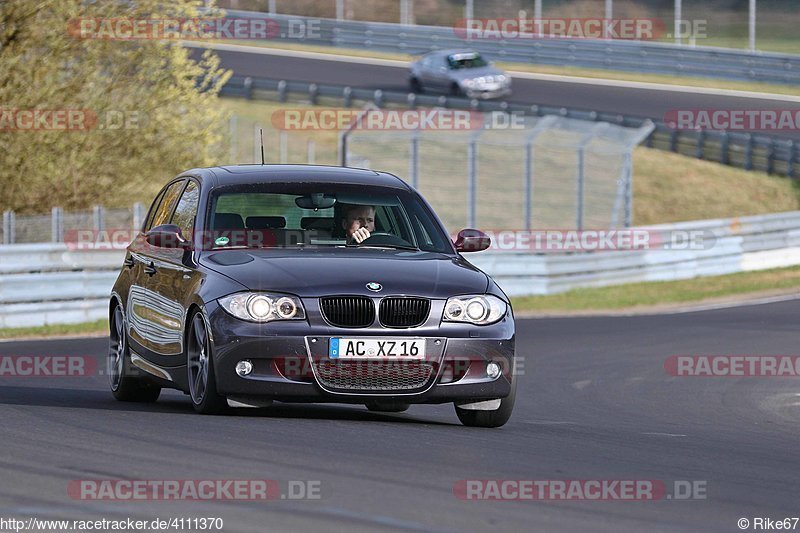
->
[366,282,382,292]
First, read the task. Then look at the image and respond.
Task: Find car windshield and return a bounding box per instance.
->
[204,182,453,253]
[447,53,488,69]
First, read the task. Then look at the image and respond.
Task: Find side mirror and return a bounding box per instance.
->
[146,224,189,249]
[453,229,490,252]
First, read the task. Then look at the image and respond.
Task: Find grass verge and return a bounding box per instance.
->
[511,265,800,314]
[0,319,108,341]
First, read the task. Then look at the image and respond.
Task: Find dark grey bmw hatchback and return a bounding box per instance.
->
[109,165,516,427]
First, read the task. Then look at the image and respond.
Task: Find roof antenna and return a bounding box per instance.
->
[260,128,265,165]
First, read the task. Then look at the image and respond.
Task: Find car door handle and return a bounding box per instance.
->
[123,256,135,268]
[144,263,157,276]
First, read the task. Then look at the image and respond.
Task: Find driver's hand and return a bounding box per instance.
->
[351,227,371,243]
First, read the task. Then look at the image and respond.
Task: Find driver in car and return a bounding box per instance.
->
[341,204,375,244]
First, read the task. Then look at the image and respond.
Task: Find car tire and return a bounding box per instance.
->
[409,77,422,93]
[187,310,227,415]
[108,303,161,403]
[454,377,516,428]
[365,401,410,413]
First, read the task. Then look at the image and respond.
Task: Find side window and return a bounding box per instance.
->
[170,181,199,239]
[151,180,186,229]
[143,189,165,232]
[412,214,433,247]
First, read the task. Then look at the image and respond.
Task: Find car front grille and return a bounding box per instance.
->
[320,296,375,328]
[314,360,435,391]
[379,297,430,328]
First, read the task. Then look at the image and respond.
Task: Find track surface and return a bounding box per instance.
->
[198,47,800,141]
[2,300,800,532]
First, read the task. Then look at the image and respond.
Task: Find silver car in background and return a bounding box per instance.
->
[409,50,512,99]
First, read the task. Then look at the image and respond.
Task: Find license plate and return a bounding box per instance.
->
[329,338,426,360]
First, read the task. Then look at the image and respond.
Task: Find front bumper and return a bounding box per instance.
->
[464,85,512,100]
[206,299,515,404]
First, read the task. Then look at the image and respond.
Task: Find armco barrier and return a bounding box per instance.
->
[2,211,800,327]
[468,211,800,296]
[0,244,124,328]
[225,10,800,85]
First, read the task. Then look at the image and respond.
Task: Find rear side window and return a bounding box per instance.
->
[143,189,165,232]
[170,181,199,239]
[151,180,186,229]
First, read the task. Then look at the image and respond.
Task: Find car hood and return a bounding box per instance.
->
[451,66,506,81]
[200,248,489,298]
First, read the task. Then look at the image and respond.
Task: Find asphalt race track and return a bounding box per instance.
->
[194,46,800,142]
[2,300,799,532]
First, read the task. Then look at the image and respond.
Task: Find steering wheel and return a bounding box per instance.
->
[360,232,413,247]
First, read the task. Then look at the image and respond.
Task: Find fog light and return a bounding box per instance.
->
[236,360,253,376]
[486,361,501,379]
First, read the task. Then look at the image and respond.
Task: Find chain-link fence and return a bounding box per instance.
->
[342,113,653,232]
[2,205,144,245]
[3,113,653,242]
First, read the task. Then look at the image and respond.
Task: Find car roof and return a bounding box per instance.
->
[178,165,411,190]
[423,49,480,58]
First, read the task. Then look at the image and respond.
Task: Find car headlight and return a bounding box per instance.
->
[219,292,306,322]
[461,79,476,88]
[443,295,507,325]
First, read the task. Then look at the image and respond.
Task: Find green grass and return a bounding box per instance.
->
[0,319,108,340]
[511,265,800,314]
[632,147,800,225]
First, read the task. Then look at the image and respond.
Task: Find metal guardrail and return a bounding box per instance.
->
[220,75,799,178]
[0,244,123,328]
[226,10,800,85]
[469,211,800,296]
[3,211,800,326]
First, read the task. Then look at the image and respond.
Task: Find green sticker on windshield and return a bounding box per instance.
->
[215,236,230,246]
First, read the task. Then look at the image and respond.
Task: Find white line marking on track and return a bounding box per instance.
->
[572,379,592,390]
[186,41,800,103]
